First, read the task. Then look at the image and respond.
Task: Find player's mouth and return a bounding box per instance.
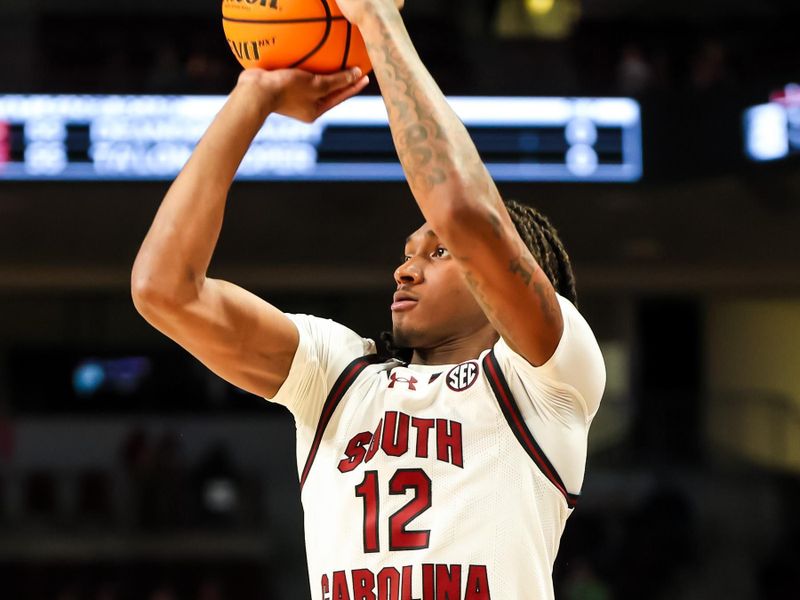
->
[391,291,419,312]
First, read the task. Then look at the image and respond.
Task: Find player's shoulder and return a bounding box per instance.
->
[490,294,605,415]
[287,312,377,353]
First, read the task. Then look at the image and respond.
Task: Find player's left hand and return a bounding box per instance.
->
[237,67,369,123]
[336,0,405,28]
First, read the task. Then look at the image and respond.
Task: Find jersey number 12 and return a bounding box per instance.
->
[355,469,432,553]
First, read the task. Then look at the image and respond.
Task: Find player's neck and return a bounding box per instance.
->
[410,327,499,366]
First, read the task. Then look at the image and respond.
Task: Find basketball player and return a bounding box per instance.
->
[131,1,605,598]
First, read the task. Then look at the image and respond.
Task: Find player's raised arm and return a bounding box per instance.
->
[338,1,563,366]
[131,68,368,399]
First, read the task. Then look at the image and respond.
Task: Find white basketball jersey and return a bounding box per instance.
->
[267,295,605,600]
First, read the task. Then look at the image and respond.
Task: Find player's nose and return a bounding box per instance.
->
[394,258,423,286]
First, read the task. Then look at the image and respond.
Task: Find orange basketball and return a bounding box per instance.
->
[222,0,372,75]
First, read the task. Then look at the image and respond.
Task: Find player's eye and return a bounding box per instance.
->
[432,246,449,258]
[402,255,411,262]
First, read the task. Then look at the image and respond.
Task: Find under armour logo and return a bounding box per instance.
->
[388,372,418,390]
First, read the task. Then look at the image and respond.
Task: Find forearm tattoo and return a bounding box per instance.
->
[365,13,483,195]
[510,253,561,326]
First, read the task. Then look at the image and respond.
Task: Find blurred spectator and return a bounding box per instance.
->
[120,427,153,529]
[193,442,242,529]
[25,469,58,521]
[121,427,152,477]
[690,39,732,91]
[649,46,675,92]
[617,43,654,95]
[120,428,189,530]
[76,468,114,525]
[142,430,188,531]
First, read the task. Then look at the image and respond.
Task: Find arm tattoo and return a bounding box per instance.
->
[508,254,536,286]
[368,17,466,192]
[488,211,503,239]
[510,255,561,326]
[533,282,561,326]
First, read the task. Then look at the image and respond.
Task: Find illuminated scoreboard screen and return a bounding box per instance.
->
[0,95,642,182]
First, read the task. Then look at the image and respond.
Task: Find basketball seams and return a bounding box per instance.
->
[339,21,352,71]
[222,15,347,24]
[223,0,368,73]
[290,0,333,69]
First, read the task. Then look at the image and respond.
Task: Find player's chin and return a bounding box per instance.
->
[390,312,412,338]
[391,315,427,349]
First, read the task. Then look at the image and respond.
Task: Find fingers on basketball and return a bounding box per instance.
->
[222,1,373,75]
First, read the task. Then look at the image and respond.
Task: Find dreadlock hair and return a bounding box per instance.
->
[381,198,577,362]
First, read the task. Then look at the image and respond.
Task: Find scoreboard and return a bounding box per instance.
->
[0,94,642,182]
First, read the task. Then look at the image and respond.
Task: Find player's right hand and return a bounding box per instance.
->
[335,0,405,28]
[236,67,369,123]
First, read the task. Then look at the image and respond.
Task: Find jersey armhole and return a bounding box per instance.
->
[483,350,580,509]
[299,354,381,490]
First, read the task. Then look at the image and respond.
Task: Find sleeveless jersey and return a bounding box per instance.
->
[267,295,605,600]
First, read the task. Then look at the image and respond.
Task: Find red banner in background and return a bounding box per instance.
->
[0,121,9,165]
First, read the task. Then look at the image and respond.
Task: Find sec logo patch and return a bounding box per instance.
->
[446,361,479,392]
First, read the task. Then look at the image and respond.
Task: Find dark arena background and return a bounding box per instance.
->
[1,0,800,598]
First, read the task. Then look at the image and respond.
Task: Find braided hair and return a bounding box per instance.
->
[381,198,577,361]
[503,199,577,306]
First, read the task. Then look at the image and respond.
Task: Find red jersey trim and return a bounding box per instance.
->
[482,350,579,509]
[300,354,380,491]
